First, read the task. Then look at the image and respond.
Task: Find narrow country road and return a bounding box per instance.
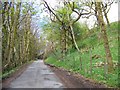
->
[8,60,65,88]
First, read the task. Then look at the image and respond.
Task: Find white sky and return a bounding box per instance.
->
[108,3,118,22]
[34,0,118,28]
[79,2,118,28]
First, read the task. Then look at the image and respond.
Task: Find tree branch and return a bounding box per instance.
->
[43,0,62,23]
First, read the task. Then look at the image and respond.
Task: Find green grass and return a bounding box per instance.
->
[45,22,118,87]
[1,67,18,79]
[1,60,34,79]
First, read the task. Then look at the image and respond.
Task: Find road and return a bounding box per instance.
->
[8,60,65,88]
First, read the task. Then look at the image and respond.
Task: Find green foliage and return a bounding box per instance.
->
[2,2,40,78]
[45,22,118,87]
[43,22,61,43]
[108,21,118,31]
[73,22,88,40]
[1,61,33,79]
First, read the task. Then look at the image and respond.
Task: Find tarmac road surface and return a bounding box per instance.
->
[9,60,65,88]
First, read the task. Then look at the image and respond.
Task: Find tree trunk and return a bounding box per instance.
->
[69,28,76,49]
[102,3,110,26]
[95,2,113,72]
[79,55,82,70]
[104,10,110,26]
[69,24,80,52]
[89,47,92,75]
[60,25,67,58]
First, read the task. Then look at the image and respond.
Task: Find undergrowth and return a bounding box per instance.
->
[45,22,119,87]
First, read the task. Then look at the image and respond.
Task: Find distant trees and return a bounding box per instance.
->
[2,2,40,74]
[42,22,61,59]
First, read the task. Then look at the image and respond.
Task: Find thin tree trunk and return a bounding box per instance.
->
[80,54,82,70]
[69,29,76,49]
[104,12,110,26]
[65,29,67,54]
[89,47,92,75]
[102,3,110,26]
[104,56,108,78]
[69,25,80,52]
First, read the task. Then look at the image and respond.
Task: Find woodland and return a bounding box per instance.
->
[1,0,119,88]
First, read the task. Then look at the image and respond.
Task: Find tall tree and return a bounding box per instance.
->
[43,0,91,53]
[95,2,113,72]
[2,1,40,74]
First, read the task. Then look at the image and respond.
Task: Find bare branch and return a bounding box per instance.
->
[43,0,62,23]
[72,9,82,24]
[50,12,56,22]
[82,13,95,19]
[72,2,93,24]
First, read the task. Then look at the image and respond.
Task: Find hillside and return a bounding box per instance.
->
[45,21,119,87]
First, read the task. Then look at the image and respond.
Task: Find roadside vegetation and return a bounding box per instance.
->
[1,0,119,88]
[45,22,118,87]
[1,2,41,79]
[42,1,119,87]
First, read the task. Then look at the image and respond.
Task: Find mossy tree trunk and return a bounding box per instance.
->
[95,2,113,72]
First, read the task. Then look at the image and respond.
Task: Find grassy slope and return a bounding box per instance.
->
[45,22,119,87]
